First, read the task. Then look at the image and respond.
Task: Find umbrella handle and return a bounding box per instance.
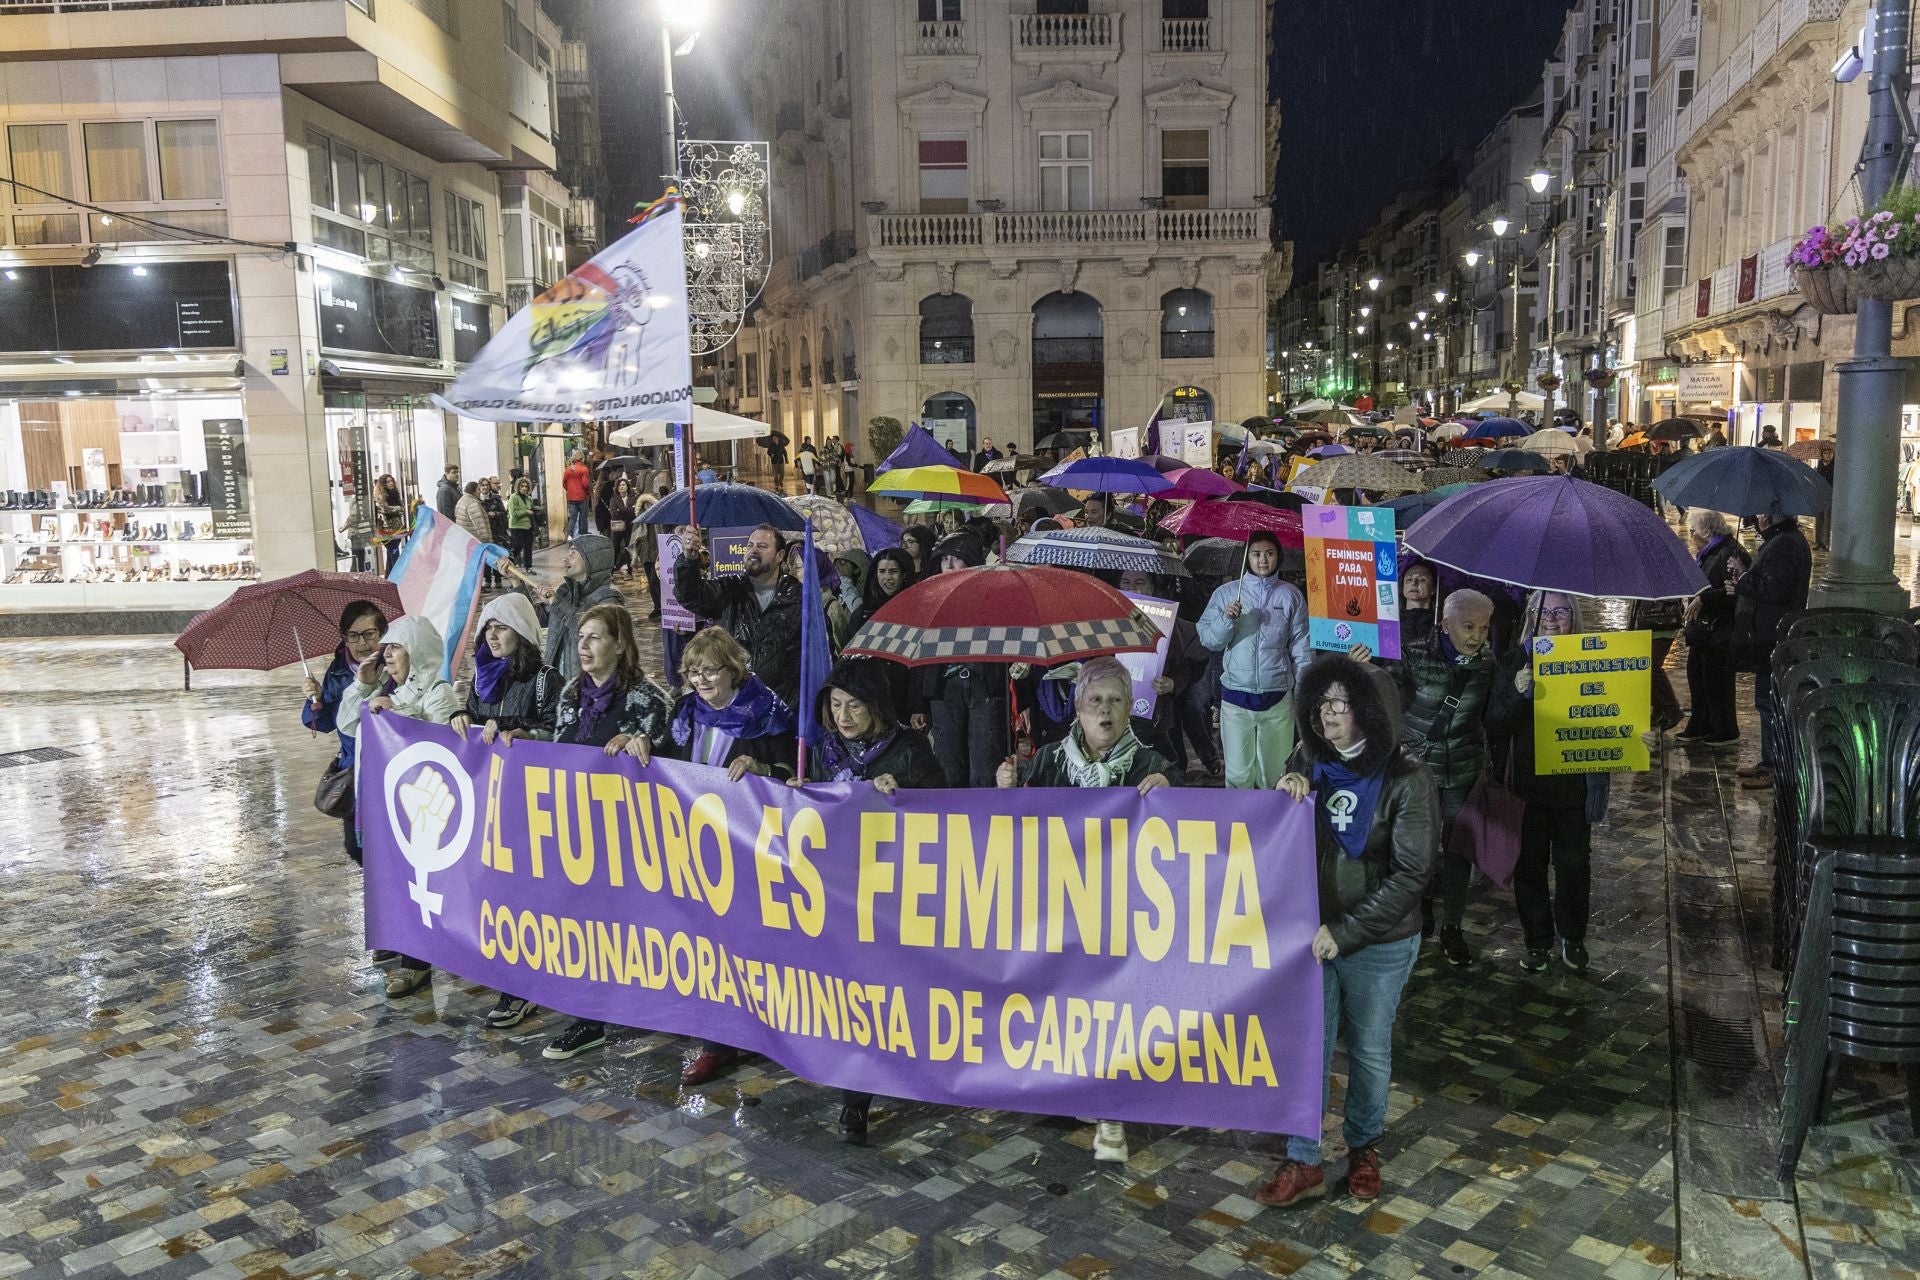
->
[183,655,191,692]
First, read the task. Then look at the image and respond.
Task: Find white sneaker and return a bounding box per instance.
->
[1093,1120,1129,1163]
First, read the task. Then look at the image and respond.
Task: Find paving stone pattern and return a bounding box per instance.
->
[0,622,1911,1279]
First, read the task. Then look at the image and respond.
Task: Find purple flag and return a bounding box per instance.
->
[1143,405,1163,457]
[358,713,1326,1134]
[797,518,832,763]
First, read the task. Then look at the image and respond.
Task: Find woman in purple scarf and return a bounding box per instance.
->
[539,603,673,1063]
[628,626,797,1085]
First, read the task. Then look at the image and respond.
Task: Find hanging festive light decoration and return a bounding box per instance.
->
[676,138,772,355]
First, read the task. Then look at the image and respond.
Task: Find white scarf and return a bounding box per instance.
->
[1062,723,1142,788]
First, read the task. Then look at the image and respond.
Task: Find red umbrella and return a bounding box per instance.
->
[842,564,1162,665]
[1158,500,1304,546]
[174,569,403,688]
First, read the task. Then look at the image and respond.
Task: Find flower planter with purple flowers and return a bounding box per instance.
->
[1790,191,1920,314]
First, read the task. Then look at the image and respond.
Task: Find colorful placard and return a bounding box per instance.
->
[1302,504,1400,659]
[1531,629,1653,775]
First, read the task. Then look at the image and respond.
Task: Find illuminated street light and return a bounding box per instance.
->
[1491,216,1510,237]
[1529,168,1551,194]
[1367,275,1382,291]
[1464,249,1482,267]
[1416,309,1429,322]
[1359,305,1372,318]
[1434,289,1448,303]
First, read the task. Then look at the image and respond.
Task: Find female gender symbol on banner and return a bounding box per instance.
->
[381,740,476,927]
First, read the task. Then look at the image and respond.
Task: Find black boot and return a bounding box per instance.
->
[838,1094,871,1144]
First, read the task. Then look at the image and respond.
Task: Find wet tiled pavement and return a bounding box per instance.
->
[0,595,1915,1278]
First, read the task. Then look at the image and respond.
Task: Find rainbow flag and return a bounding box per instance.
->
[387,508,505,681]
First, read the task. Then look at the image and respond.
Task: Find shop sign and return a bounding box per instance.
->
[202,419,252,540]
[317,269,441,362]
[451,297,493,366]
[0,260,235,353]
[1678,365,1735,400]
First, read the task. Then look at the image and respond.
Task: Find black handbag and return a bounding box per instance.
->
[314,760,355,819]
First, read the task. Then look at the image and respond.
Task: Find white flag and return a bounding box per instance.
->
[437,200,693,423]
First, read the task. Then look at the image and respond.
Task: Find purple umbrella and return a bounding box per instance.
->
[876,422,967,474]
[1403,475,1707,600]
[1038,455,1175,495]
[1306,443,1353,458]
[849,502,904,551]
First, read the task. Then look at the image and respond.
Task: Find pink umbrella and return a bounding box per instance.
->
[1159,466,1244,500]
[1159,500,1304,546]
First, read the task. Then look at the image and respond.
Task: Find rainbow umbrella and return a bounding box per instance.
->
[868,465,1011,505]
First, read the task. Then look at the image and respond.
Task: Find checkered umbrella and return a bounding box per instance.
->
[174,569,402,683]
[1290,455,1428,494]
[1004,526,1189,577]
[842,564,1163,666]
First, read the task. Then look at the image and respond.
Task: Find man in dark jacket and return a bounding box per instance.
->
[1732,512,1811,789]
[1256,654,1438,1209]
[674,524,806,707]
[1390,588,1495,967]
[434,464,461,520]
[539,533,623,680]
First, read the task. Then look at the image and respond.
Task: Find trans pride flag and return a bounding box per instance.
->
[387,507,506,681]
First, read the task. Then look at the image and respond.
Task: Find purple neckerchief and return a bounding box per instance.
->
[816,728,899,782]
[473,641,512,703]
[1696,532,1729,567]
[669,676,793,761]
[576,672,618,738]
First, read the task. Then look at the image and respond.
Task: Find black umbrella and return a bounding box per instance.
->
[598,455,648,473]
[1227,488,1307,512]
[757,430,791,451]
[1013,487,1077,517]
[1035,430,1094,452]
[1648,419,1704,442]
[1182,537,1246,579]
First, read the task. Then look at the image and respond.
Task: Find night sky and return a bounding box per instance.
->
[1272,0,1572,270]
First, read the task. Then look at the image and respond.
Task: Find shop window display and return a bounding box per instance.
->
[0,393,255,587]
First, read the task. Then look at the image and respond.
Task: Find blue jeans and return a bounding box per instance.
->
[567,499,589,538]
[1285,933,1421,1166]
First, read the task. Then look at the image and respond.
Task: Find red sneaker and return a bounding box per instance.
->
[680,1047,741,1085]
[1253,1159,1325,1207]
[1347,1145,1382,1200]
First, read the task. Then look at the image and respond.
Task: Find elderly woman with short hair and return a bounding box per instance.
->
[1676,509,1750,747]
[998,657,1173,1166]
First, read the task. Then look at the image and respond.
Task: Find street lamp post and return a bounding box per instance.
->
[1813,0,1914,613]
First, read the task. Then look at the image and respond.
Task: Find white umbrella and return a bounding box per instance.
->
[1518,428,1579,456]
[1291,398,1337,414]
[1433,422,1469,441]
[607,404,769,447]
[1462,390,1546,413]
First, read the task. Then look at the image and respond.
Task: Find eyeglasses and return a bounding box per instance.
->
[684,666,727,681]
[1317,697,1352,715]
[1540,608,1575,622]
[345,628,383,642]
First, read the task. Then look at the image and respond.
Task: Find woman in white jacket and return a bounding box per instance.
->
[1196,529,1314,790]
[337,614,460,996]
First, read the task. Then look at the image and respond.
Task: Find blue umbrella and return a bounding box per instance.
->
[1383,490,1448,523]
[1472,416,1533,440]
[1480,449,1553,474]
[1652,445,1832,517]
[850,502,904,550]
[1404,475,1706,600]
[876,422,967,474]
[638,482,805,530]
[1037,456,1174,494]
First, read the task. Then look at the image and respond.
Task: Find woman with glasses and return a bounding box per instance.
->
[1487,591,1600,973]
[302,599,390,865]
[539,604,674,1061]
[1256,655,1437,1209]
[628,626,796,1085]
[997,657,1174,1166]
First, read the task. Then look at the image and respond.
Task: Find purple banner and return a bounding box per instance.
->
[358,713,1325,1135]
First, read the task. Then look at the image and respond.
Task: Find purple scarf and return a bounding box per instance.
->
[816,728,900,783]
[473,640,512,703]
[1695,532,1729,567]
[576,672,619,738]
[670,675,794,756]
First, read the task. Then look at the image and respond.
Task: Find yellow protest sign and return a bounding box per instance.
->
[1531,630,1652,775]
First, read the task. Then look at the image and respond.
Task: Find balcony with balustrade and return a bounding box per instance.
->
[1676,0,1845,148]
[0,0,372,58]
[914,17,967,56]
[1012,10,1121,66]
[1659,234,1800,348]
[870,206,1268,257]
